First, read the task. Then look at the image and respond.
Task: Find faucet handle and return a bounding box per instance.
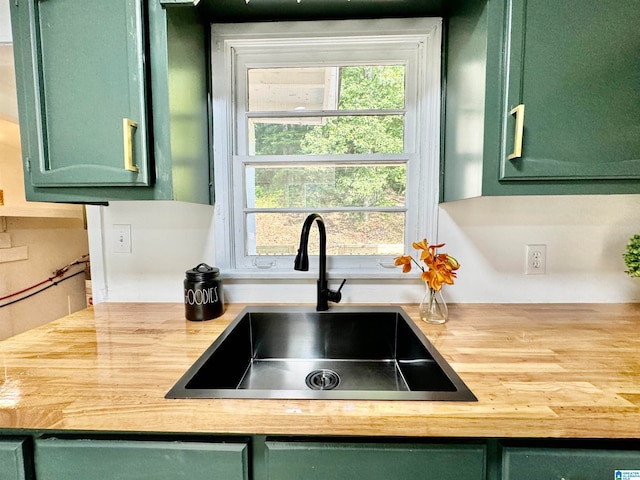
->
[327,279,347,303]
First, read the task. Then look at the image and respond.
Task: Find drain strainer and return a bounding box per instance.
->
[305,369,341,390]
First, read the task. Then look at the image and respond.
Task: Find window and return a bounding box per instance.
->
[212,18,442,276]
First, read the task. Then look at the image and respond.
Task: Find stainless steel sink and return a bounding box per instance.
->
[166,306,476,401]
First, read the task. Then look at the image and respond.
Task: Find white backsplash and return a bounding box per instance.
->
[87,194,640,304]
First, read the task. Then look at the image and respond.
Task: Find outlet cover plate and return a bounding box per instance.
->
[526,244,546,275]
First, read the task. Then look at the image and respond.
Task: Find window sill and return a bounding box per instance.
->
[221,268,415,281]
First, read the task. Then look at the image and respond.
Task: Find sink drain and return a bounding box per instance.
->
[305,369,340,390]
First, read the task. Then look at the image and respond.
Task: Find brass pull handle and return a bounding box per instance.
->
[123,118,139,173]
[508,104,525,160]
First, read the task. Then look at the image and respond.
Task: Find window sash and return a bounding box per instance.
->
[238,154,411,211]
[246,109,407,118]
[211,19,442,275]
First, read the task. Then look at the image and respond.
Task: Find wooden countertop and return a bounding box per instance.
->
[0,302,639,439]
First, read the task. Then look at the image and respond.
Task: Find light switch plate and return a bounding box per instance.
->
[112,224,132,253]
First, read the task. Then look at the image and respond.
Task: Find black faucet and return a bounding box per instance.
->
[294,213,346,311]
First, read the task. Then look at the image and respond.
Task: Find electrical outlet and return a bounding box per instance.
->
[112,224,132,253]
[525,244,546,274]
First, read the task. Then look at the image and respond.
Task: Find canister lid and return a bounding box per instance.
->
[185,263,220,281]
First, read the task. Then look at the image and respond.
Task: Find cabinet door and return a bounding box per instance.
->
[11,0,150,187]
[34,438,248,480]
[266,440,485,480]
[503,447,640,480]
[501,0,640,181]
[0,440,28,480]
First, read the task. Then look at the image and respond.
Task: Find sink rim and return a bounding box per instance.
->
[166,305,477,401]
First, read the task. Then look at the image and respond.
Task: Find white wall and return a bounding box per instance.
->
[87,194,640,305]
[0,216,89,340]
[438,195,640,303]
[87,201,215,303]
[0,0,11,43]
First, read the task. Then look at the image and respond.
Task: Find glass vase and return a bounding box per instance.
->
[419,284,448,324]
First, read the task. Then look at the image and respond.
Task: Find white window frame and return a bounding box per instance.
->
[211,18,442,278]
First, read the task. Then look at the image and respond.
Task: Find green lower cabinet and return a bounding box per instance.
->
[0,440,28,480]
[34,438,248,480]
[265,440,486,480]
[502,447,640,480]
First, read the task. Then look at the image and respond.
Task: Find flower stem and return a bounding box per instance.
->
[410,256,425,272]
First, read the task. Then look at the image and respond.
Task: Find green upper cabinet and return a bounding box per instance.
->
[442,0,640,200]
[501,0,640,181]
[10,0,211,203]
[11,0,150,187]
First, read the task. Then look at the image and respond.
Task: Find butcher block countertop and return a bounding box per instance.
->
[0,302,639,439]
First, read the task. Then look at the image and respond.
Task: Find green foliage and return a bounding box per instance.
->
[623,234,640,278]
[301,66,404,155]
[254,124,314,156]
[253,65,406,211]
[300,115,403,155]
[338,65,405,110]
[252,166,405,210]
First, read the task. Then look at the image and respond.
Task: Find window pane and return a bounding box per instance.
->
[246,165,406,209]
[247,212,405,256]
[248,67,339,112]
[251,115,404,155]
[248,65,405,112]
[338,66,405,110]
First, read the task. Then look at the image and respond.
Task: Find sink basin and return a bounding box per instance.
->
[166,306,476,401]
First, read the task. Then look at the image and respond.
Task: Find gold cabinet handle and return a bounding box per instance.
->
[123,118,139,173]
[508,104,525,160]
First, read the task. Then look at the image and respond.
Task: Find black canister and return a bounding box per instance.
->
[184,263,224,321]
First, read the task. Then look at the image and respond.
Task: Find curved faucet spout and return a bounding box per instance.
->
[294,213,326,274]
[294,213,344,311]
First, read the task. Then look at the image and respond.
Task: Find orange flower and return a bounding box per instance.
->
[395,239,460,291]
[424,255,459,290]
[412,239,444,263]
[394,255,413,274]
